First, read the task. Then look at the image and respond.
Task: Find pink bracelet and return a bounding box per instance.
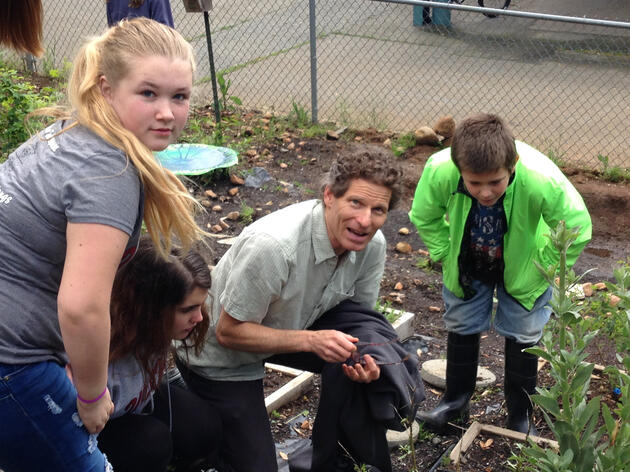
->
[77,387,107,404]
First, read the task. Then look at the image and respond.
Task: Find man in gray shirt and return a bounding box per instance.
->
[177,149,422,471]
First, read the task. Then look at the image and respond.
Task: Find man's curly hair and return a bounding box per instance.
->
[322,147,402,210]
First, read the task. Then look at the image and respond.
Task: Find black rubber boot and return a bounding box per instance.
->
[504,338,539,436]
[417,332,480,433]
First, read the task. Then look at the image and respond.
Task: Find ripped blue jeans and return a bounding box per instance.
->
[0,361,111,472]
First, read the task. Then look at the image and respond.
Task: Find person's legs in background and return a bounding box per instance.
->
[495,285,552,435]
[417,281,494,432]
[98,412,172,472]
[176,360,278,472]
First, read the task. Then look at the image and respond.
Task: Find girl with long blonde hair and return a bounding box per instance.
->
[0,18,205,471]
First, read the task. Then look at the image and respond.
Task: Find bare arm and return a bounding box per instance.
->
[58,222,128,433]
[215,307,359,363]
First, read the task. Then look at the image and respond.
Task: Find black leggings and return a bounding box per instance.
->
[98,382,222,472]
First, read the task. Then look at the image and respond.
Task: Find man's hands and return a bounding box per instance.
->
[308,330,381,383]
[308,330,358,363]
[342,354,381,383]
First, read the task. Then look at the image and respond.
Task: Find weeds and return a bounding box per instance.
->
[239,201,255,225]
[390,132,416,157]
[289,101,310,128]
[597,153,629,183]
[0,66,62,160]
[216,71,242,113]
[375,299,402,324]
[508,221,630,472]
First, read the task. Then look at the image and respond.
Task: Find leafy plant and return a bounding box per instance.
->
[216,71,242,113]
[289,100,310,128]
[597,153,628,183]
[375,299,401,324]
[0,67,61,160]
[509,221,630,472]
[391,132,416,157]
[240,201,255,225]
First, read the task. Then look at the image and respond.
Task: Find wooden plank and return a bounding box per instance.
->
[450,421,482,464]
[480,424,559,450]
[265,371,315,414]
[265,362,305,377]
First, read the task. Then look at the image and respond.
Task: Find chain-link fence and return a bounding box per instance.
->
[5,0,630,168]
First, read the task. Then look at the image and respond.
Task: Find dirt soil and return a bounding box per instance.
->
[189,116,630,472]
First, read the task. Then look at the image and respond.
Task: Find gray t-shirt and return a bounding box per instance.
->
[107,355,159,419]
[0,121,144,365]
[180,199,386,381]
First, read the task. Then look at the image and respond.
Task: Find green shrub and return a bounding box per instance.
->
[0,67,60,161]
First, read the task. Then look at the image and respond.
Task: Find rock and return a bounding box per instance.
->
[395,242,412,254]
[244,167,273,188]
[414,126,440,146]
[326,130,339,140]
[582,282,593,297]
[398,227,410,235]
[228,187,239,196]
[433,115,456,138]
[287,142,295,150]
[609,294,621,306]
[421,359,496,389]
[211,205,222,212]
[204,189,217,199]
[226,211,240,221]
[394,282,404,291]
[279,163,288,169]
[200,199,212,208]
[386,421,419,448]
[229,174,244,185]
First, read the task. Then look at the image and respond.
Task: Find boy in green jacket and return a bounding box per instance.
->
[409,113,591,435]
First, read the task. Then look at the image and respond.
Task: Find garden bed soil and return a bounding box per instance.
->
[188,111,629,471]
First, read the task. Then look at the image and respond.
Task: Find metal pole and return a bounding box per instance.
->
[309,0,318,124]
[371,0,630,29]
[203,11,222,127]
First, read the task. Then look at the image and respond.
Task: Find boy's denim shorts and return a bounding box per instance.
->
[442,279,552,344]
[0,361,112,472]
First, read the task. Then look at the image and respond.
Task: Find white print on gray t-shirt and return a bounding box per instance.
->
[42,127,60,152]
[0,186,12,205]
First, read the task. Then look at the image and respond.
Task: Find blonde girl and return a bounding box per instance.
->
[0,18,204,471]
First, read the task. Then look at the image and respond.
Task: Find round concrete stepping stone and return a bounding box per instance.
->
[420,359,496,389]
[386,420,419,448]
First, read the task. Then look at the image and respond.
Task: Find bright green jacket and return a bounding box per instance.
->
[409,141,592,310]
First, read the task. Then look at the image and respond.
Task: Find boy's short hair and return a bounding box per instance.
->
[451,113,518,173]
[322,147,402,210]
